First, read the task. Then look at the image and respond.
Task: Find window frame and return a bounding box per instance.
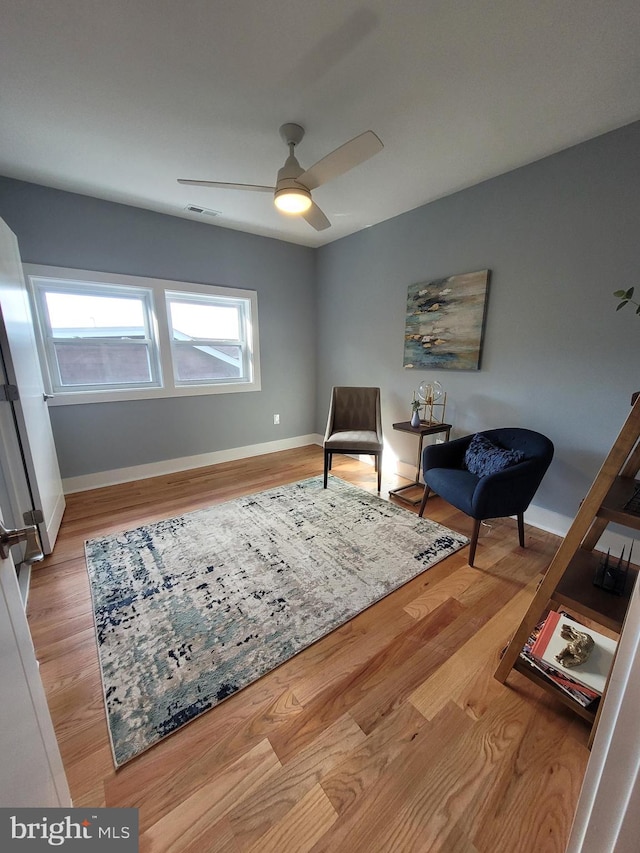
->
[24,265,261,406]
[30,278,163,394]
[165,290,252,388]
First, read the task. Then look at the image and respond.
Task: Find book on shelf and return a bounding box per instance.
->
[518,613,600,707]
[529,610,617,695]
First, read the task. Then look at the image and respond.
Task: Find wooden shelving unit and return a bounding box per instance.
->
[552,547,637,631]
[512,655,598,724]
[495,394,640,743]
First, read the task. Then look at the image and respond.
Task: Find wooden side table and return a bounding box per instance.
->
[389,421,452,505]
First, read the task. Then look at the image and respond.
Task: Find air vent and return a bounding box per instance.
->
[185,204,220,217]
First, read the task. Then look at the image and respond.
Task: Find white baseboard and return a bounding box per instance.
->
[395,459,418,483]
[63,441,640,558]
[17,563,31,609]
[393,459,637,556]
[524,506,637,556]
[62,434,325,494]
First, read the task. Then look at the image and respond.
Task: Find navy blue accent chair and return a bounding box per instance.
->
[418,428,554,566]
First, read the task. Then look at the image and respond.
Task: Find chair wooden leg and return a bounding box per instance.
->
[517,512,525,548]
[377,453,382,492]
[418,486,431,517]
[468,519,481,566]
[323,450,329,488]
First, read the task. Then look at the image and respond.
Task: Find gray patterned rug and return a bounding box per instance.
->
[85,475,468,767]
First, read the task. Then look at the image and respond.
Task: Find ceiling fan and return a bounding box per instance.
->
[177,123,383,231]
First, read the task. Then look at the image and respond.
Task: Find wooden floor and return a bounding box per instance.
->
[27,446,590,852]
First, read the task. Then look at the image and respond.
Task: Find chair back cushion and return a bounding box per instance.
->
[327,387,381,434]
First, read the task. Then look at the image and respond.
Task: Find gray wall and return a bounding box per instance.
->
[0,178,317,478]
[316,121,640,532]
[1,121,639,531]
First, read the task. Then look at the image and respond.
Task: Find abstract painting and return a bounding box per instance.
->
[403,269,490,370]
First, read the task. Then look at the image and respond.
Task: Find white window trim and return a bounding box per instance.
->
[23,265,261,406]
[31,278,163,394]
[165,290,252,388]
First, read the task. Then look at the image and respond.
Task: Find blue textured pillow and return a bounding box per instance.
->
[464,433,525,477]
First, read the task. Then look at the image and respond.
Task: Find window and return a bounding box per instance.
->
[25,266,260,405]
[166,292,252,386]
[31,281,161,393]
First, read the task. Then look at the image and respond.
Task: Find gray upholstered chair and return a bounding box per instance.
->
[323,386,383,491]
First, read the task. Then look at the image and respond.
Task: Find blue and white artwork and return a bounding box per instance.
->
[403,269,490,371]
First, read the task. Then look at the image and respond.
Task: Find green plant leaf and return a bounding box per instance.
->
[613,289,628,297]
[616,301,629,310]
[625,287,635,299]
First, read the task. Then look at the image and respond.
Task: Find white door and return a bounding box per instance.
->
[0,507,71,806]
[0,218,65,552]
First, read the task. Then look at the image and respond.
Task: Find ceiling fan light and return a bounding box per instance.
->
[274,186,312,214]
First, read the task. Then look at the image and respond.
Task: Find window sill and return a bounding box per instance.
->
[45,379,261,406]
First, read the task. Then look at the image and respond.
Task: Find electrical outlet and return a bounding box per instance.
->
[273,414,280,425]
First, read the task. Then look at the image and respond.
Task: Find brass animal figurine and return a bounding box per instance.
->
[555,624,594,668]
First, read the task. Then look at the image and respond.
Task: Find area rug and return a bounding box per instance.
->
[85,475,468,766]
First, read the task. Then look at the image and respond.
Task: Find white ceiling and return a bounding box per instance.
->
[1,1,639,248]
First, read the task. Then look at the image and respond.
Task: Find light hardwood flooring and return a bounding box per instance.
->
[27,446,591,852]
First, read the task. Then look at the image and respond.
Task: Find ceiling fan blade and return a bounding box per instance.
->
[298,130,383,190]
[177,179,274,192]
[302,202,331,231]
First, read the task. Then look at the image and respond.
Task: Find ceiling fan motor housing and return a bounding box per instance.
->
[274,175,312,212]
[274,139,312,212]
[276,123,309,190]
